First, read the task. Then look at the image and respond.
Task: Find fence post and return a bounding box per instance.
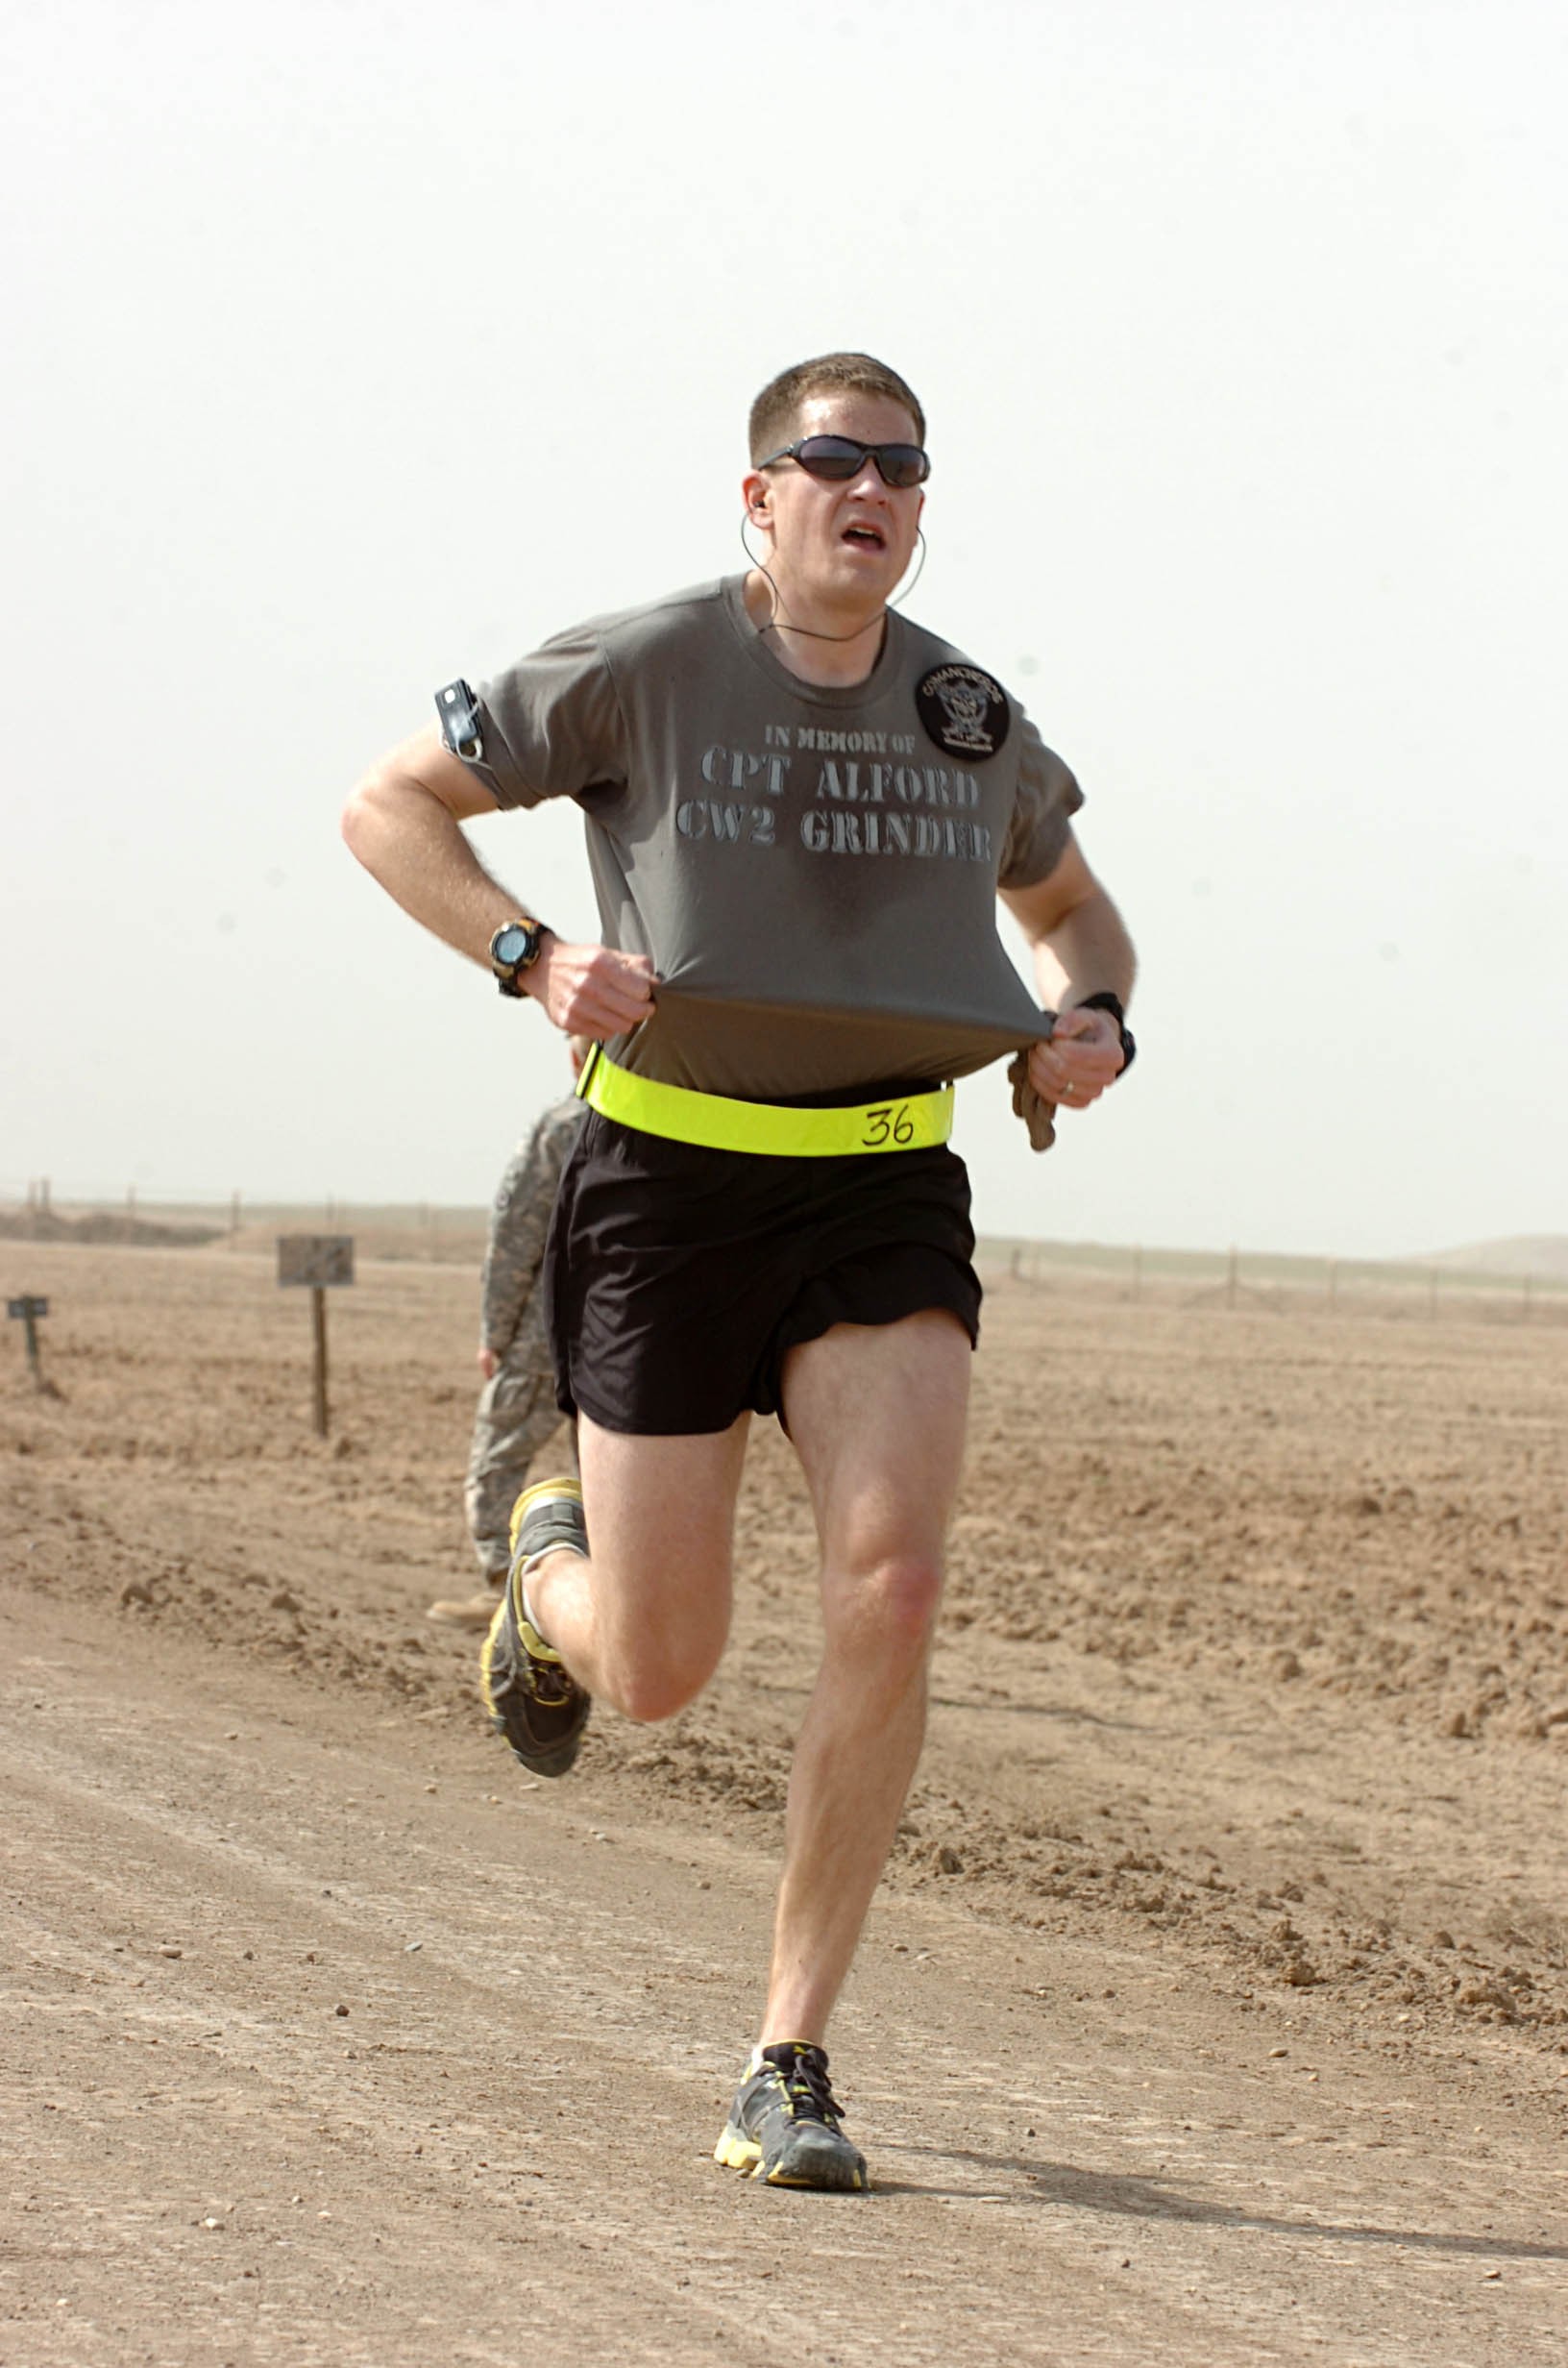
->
[8,1295,50,1392]
[311,1286,329,1436]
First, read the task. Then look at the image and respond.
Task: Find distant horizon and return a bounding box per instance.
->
[5,1176,1566,1283]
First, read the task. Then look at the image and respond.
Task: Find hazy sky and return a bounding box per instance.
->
[5,0,1565,1258]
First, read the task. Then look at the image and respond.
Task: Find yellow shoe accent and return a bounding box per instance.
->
[515,1597,562,1665]
[478,1597,507,1707]
[714,2127,762,2173]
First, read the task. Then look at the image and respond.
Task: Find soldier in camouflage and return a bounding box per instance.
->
[427,1054,587,1627]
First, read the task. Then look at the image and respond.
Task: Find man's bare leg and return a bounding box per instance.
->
[762,1308,970,2043]
[524,1415,750,1721]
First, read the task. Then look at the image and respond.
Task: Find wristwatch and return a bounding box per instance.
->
[1074,990,1137,1075]
[488,917,550,999]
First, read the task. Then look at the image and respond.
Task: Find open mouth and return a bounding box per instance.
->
[842,522,887,552]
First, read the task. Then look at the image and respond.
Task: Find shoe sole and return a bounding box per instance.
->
[713,2121,869,2192]
[479,1596,586,1780]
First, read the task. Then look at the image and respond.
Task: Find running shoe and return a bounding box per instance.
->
[478,1479,591,1778]
[714,2042,869,2191]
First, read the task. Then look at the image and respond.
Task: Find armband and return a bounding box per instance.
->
[436,678,485,763]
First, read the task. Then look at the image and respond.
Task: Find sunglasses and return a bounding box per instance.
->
[758,434,931,489]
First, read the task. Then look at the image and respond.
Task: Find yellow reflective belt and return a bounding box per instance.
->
[576,1047,954,1158]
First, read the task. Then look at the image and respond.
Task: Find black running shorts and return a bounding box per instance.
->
[542,1111,981,1436]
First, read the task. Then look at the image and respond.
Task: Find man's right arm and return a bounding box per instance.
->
[340,723,655,1037]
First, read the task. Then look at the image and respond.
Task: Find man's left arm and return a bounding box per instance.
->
[1000,829,1137,1113]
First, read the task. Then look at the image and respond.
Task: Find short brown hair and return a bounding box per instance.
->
[748,352,926,464]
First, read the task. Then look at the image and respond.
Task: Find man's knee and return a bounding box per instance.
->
[602,1635,725,1725]
[586,1557,733,1723]
[826,1551,943,1659]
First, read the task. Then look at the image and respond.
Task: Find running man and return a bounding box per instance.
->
[342,352,1136,2191]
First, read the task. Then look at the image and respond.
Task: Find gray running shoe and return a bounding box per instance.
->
[478,1479,590,1778]
[714,2043,869,2192]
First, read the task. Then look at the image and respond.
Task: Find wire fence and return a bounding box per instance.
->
[983,1236,1568,1325]
[0,1179,491,1267]
[3,1178,1565,1320]
[2,1177,488,1226]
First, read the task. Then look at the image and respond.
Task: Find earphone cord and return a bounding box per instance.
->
[739,523,927,642]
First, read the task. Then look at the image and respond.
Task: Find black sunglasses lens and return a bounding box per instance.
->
[878,445,928,487]
[794,436,866,480]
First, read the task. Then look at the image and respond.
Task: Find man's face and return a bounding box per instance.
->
[747,390,925,611]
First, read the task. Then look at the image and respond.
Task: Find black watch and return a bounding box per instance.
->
[1074,990,1137,1075]
[488,917,549,999]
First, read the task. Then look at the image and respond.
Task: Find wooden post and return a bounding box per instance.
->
[8,1295,49,1392]
[311,1285,329,1436]
[277,1236,354,1439]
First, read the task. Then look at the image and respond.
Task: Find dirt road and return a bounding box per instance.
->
[4,1243,1566,2365]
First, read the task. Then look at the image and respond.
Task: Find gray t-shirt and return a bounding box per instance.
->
[455,575,1083,1098]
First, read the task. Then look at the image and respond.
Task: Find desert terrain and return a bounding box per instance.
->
[3,1231,1566,2366]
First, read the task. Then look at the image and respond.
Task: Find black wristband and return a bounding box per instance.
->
[1073,991,1137,1076]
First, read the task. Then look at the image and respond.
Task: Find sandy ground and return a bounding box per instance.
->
[3,1240,1567,2367]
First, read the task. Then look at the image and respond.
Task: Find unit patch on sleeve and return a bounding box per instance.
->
[915,665,1011,760]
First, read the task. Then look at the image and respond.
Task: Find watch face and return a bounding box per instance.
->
[491,925,530,970]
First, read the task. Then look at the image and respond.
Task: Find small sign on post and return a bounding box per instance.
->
[277,1236,355,1437]
[8,1295,50,1392]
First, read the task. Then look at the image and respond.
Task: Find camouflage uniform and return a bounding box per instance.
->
[464,1096,585,1579]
